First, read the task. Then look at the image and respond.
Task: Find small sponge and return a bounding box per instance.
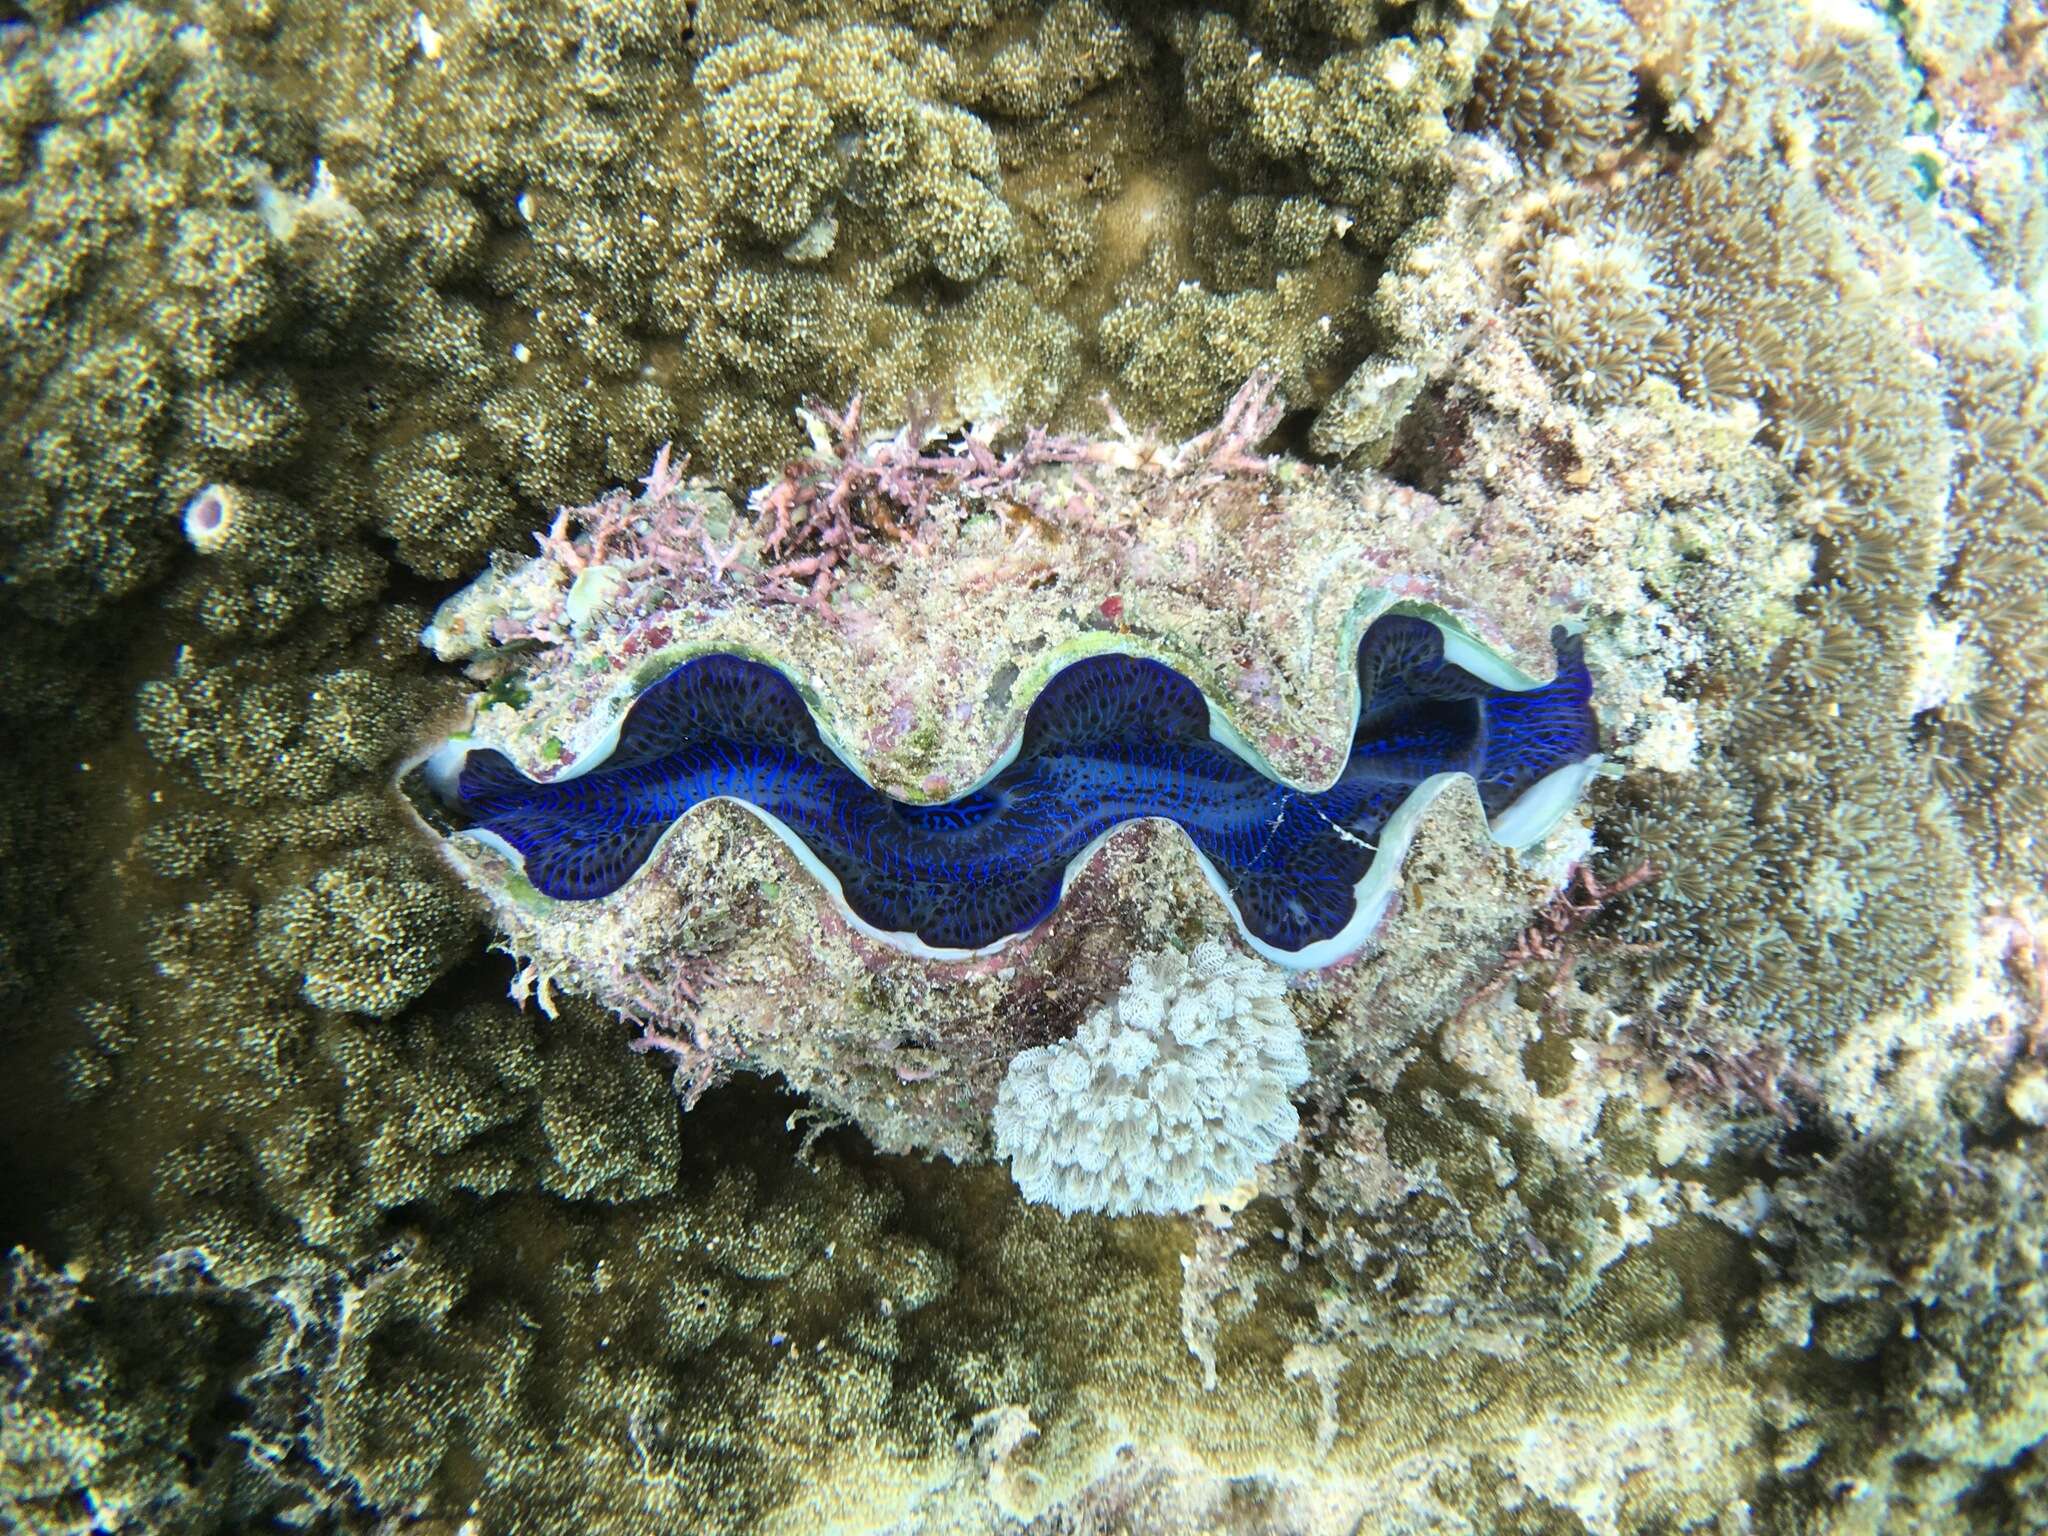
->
[992,940,1308,1217]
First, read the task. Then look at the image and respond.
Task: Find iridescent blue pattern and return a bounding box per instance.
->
[445,616,1599,955]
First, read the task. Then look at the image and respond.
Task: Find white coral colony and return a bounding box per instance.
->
[992,939,1309,1216]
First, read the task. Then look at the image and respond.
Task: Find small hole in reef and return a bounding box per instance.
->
[1772,1102,1840,1167]
[1265,404,1321,463]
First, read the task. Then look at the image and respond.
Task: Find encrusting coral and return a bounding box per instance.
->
[1470,0,1640,175]
[1372,3,2001,1060]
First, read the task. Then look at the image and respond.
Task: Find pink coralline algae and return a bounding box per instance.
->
[512,375,1286,633]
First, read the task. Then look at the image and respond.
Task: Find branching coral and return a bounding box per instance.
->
[138,648,422,805]
[0,5,301,622]
[696,24,1016,281]
[255,847,476,1019]
[1059,3,1503,434]
[960,0,1138,118]
[1096,260,1364,435]
[1170,8,1478,250]
[170,484,385,639]
[0,1246,258,1535]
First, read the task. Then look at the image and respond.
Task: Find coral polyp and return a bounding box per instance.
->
[992,938,1310,1216]
[426,616,1599,965]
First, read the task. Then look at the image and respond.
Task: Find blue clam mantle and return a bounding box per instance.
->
[424,614,1603,969]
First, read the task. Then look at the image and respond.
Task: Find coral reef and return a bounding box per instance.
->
[1,5,291,622]
[255,847,476,1018]
[993,939,1308,1215]
[2,1,2046,1534]
[1471,0,1641,175]
[697,24,1016,281]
